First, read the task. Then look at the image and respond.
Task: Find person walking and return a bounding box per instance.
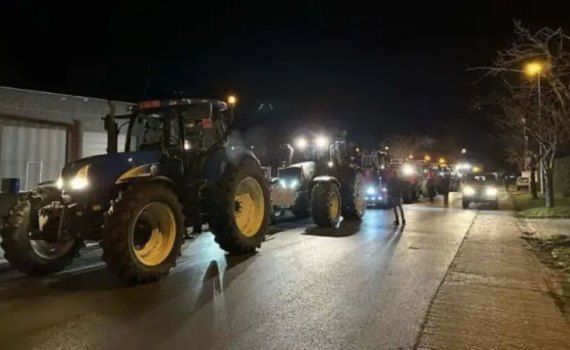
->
[387,168,406,226]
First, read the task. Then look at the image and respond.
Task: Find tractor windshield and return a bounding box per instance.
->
[126,111,181,152]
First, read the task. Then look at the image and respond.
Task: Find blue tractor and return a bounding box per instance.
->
[1,98,270,283]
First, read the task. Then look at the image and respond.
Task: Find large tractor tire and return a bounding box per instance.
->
[208,158,270,253]
[340,170,366,220]
[101,182,185,284]
[311,181,342,227]
[292,193,311,219]
[1,191,81,275]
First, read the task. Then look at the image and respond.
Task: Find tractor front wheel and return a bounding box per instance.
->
[1,191,80,275]
[102,183,185,284]
[341,170,366,220]
[208,158,270,253]
[311,181,342,227]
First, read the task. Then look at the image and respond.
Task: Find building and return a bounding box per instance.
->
[0,86,132,191]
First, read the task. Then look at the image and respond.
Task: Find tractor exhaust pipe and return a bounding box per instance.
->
[105,100,118,154]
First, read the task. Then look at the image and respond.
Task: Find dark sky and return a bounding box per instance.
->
[1,1,569,167]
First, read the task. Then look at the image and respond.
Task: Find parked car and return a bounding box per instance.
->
[516,176,530,191]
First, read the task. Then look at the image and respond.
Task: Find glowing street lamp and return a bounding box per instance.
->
[524,62,544,77]
[438,157,446,164]
[461,148,467,154]
[424,154,431,161]
[524,61,547,192]
[227,95,237,120]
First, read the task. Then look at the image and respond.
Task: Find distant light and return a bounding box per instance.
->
[401,164,415,176]
[227,95,237,106]
[184,140,191,150]
[473,166,481,173]
[424,155,431,161]
[408,154,414,159]
[461,148,467,154]
[315,135,330,149]
[355,147,360,153]
[327,161,334,168]
[438,157,446,164]
[294,137,308,150]
[384,146,389,151]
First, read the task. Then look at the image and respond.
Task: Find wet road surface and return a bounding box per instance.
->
[0,196,479,349]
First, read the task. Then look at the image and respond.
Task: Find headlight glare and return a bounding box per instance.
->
[366,186,377,195]
[70,165,90,190]
[463,186,475,196]
[56,177,64,190]
[485,187,498,196]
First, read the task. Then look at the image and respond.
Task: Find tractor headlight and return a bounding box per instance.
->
[70,165,91,190]
[290,179,300,189]
[366,186,377,195]
[279,179,287,188]
[485,187,498,197]
[463,186,475,196]
[401,164,415,176]
[294,137,308,150]
[315,135,330,149]
[56,177,64,190]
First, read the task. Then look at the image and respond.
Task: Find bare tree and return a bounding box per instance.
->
[385,134,436,161]
[472,21,570,207]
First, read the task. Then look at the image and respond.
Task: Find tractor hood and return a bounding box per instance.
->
[60,151,161,194]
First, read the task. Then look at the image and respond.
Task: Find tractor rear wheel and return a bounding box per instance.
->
[208,158,270,253]
[102,183,185,284]
[1,191,80,275]
[341,170,366,220]
[311,181,342,227]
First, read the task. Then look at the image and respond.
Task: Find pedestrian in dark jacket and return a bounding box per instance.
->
[387,169,406,226]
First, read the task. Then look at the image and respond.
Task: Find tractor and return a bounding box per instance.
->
[361,151,391,208]
[1,98,270,283]
[270,132,365,227]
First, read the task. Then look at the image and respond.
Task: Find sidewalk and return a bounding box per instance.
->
[416,211,570,349]
[518,217,570,239]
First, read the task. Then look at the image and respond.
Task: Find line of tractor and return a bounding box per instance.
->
[0,96,460,284]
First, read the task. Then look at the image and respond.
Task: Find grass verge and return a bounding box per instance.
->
[512,193,570,218]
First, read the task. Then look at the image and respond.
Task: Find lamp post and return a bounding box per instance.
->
[227,95,237,120]
[524,62,545,193]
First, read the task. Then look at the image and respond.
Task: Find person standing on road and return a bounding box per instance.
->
[387,168,406,226]
[439,172,451,206]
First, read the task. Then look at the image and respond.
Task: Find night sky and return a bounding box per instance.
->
[1,1,569,168]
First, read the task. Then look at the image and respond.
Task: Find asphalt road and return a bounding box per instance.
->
[0,195,480,349]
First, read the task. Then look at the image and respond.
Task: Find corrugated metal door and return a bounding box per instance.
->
[0,125,66,190]
[82,131,126,157]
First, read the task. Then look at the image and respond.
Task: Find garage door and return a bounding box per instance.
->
[0,125,67,190]
[82,132,126,157]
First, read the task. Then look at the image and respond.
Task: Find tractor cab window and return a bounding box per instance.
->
[181,105,221,150]
[127,112,180,152]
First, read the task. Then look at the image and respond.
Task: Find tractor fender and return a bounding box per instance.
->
[204,146,260,183]
[115,163,176,188]
[312,175,341,188]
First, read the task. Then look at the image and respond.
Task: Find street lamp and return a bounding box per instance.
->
[227,95,237,120]
[424,154,431,162]
[438,157,446,164]
[461,148,467,154]
[524,61,546,193]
